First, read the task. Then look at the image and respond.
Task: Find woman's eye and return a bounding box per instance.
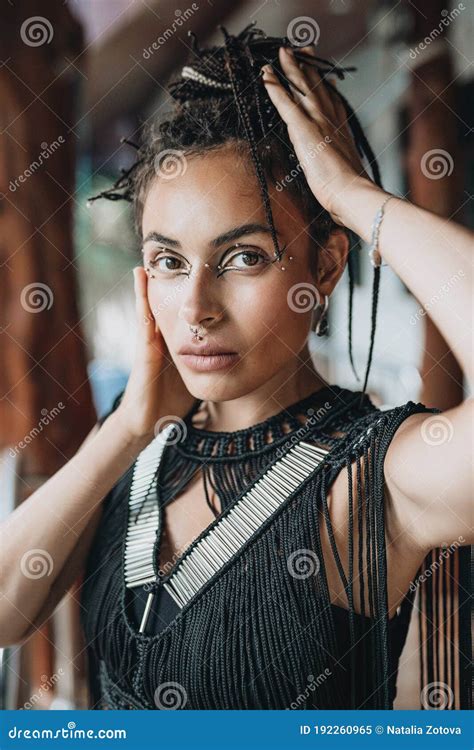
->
[148,255,184,272]
[224,250,267,270]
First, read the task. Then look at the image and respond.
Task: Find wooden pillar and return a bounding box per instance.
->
[0,1,95,709]
[0,1,96,473]
[404,0,469,711]
[405,0,464,410]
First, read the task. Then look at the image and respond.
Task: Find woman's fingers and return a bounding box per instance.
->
[282,46,363,169]
[284,47,340,126]
[133,266,156,345]
[278,46,311,102]
[261,62,309,128]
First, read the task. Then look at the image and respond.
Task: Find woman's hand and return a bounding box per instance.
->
[116,266,197,442]
[261,45,374,225]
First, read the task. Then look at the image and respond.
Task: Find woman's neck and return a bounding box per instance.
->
[203,348,329,433]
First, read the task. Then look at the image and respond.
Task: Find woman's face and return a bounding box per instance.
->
[141,145,343,403]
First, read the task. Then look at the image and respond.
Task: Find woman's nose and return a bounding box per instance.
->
[177,265,224,328]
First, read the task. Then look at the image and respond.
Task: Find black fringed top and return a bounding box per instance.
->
[80,384,437,710]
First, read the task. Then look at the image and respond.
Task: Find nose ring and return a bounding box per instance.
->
[190,325,205,341]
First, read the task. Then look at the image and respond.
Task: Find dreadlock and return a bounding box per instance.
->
[87,22,383,398]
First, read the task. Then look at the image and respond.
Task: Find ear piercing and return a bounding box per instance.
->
[314,294,329,336]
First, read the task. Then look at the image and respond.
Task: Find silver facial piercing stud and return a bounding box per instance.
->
[190,325,205,341]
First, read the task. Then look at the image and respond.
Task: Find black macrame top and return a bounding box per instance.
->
[80,384,439,710]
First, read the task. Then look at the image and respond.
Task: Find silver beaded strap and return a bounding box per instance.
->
[368,194,393,267]
[181,65,233,90]
[124,427,330,630]
[124,424,175,590]
[162,439,329,609]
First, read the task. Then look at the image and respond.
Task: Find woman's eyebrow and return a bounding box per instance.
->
[142,223,280,252]
[209,223,281,248]
[142,230,180,249]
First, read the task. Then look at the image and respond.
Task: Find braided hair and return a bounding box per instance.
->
[87,22,383,397]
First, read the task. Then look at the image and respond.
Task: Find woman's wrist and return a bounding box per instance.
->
[330,176,391,242]
[107,407,154,452]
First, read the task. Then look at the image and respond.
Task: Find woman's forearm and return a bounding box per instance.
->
[335,177,473,383]
[0,410,149,643]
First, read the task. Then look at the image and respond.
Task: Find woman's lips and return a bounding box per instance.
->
[179,353,240,372]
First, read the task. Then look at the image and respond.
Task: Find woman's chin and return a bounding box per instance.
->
[182,374,251,404]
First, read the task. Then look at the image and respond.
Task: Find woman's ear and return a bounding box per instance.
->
[314,229,350,296]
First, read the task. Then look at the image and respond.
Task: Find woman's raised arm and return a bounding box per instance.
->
[262,46,473,550]
[0,267,196,647]
[0,410,150,647]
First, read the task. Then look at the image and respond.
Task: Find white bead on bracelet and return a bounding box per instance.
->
[368,195,393,267]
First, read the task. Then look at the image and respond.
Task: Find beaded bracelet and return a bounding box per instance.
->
[368,194,393,267]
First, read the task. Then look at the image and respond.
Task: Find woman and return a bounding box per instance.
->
[1,24,471,711]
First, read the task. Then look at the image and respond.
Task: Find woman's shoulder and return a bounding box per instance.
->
[303,384,441,464]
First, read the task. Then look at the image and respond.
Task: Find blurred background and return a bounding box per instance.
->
[0,0,472,710]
